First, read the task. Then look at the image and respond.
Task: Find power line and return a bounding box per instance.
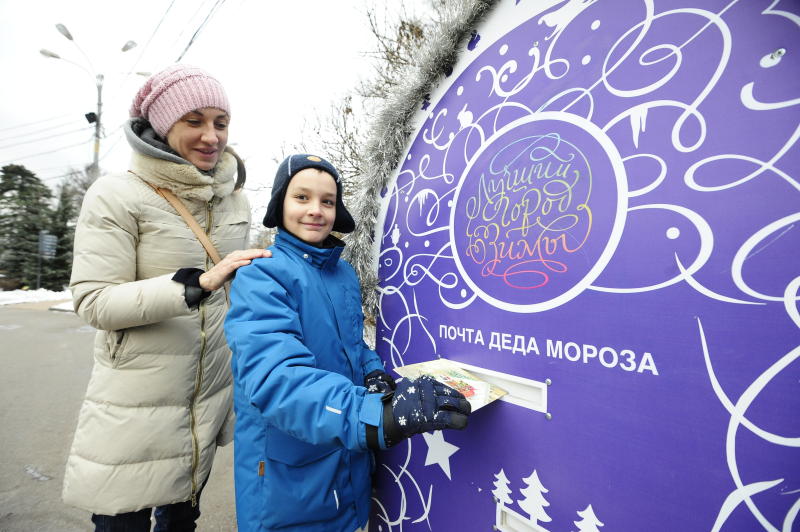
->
[118,0,177,92]
[176,0,227,61]
[40,171,76,182]
[0,113,75,133]
[97,128,125,162]
[170,0,215,51]
[25,124,126,181]
[0,119,86,143]
[0,127,91,151]
[0,137,94,166]
[29,162,78,174]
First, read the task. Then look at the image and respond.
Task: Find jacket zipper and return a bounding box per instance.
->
[320,270,357,383]
[189,199,214,506]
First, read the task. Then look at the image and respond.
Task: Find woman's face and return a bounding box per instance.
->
[166,107,229,171]
[282,168,337,246]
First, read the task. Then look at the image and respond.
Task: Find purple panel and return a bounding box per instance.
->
[372,1,799,532]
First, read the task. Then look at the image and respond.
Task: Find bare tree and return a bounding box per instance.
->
[64,168,96,211]
[281,1,445,336]
[298,1,443,208]
[286,0,496,334]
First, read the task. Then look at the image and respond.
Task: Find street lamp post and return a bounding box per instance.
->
[90,73,103,178]
[40,24,137,178]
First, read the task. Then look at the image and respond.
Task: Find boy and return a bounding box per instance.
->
[225,154,471,532]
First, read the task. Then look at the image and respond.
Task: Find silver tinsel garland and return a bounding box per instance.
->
[343,0,499,319]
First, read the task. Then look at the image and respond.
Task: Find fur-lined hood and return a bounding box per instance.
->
[124,117,236,203]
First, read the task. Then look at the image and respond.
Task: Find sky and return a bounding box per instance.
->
[0,0,416,212]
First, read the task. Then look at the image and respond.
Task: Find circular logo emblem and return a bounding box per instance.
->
[450,112,627,312]
[307,155,322,162]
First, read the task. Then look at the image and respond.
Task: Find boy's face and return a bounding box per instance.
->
[282,168,337,246]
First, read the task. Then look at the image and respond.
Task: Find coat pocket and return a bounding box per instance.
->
[104,330,128,368]
[262,427,354,529]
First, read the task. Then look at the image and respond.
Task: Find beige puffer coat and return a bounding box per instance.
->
[62,146,250,515]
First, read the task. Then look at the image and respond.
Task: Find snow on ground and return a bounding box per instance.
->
[50,300,76,312]
[0,288,72,306]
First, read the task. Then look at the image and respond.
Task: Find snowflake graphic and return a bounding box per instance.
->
[399,416,407,426]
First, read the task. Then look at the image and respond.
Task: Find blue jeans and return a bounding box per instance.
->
[91,496,201,532]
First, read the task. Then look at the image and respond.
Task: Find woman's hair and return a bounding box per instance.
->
[227,147,247,190]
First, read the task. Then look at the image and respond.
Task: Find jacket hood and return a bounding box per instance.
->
[125,117,236,202]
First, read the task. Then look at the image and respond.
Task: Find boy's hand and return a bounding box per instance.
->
[382,375,471,447]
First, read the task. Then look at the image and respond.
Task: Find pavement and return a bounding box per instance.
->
[0,303,237,531]
[5,299,72,312]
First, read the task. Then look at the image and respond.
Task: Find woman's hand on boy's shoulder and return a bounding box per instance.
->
[199,248,272,291]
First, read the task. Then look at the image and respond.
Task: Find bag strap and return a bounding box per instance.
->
[150,185,223,264]
[131,172,229,299]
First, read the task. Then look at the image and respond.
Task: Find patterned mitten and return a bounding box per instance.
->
[382,375,471,446]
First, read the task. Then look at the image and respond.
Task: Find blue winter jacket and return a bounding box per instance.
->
[225,231,386,532]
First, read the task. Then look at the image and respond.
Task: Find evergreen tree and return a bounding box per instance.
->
[517,470,552,525]
[492,468,513,507]
[574,504,604,532]
[43,182,77,290]
[0,164,53,288]
[492,468,515,530]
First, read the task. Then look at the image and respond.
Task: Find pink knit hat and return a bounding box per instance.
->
[130,64,230,138]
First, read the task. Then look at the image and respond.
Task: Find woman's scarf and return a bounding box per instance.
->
[124,117,236,202]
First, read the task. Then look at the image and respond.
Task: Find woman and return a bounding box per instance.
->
[62,64,269,531]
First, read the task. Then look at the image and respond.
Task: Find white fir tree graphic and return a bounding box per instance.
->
[492,468,514,524]
[517,470,552,526]
[574,504,604,532]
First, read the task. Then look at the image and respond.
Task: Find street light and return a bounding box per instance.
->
[55,24,73,41]
[39,48,61,59]
[40,23,137,178]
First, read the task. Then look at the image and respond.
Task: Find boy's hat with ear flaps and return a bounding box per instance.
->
[263,154,355,233]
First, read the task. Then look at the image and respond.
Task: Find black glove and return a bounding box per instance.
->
[382,375,471,447]
[364,369,396,394]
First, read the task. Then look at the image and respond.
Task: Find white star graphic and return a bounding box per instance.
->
[422,430,459,480]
